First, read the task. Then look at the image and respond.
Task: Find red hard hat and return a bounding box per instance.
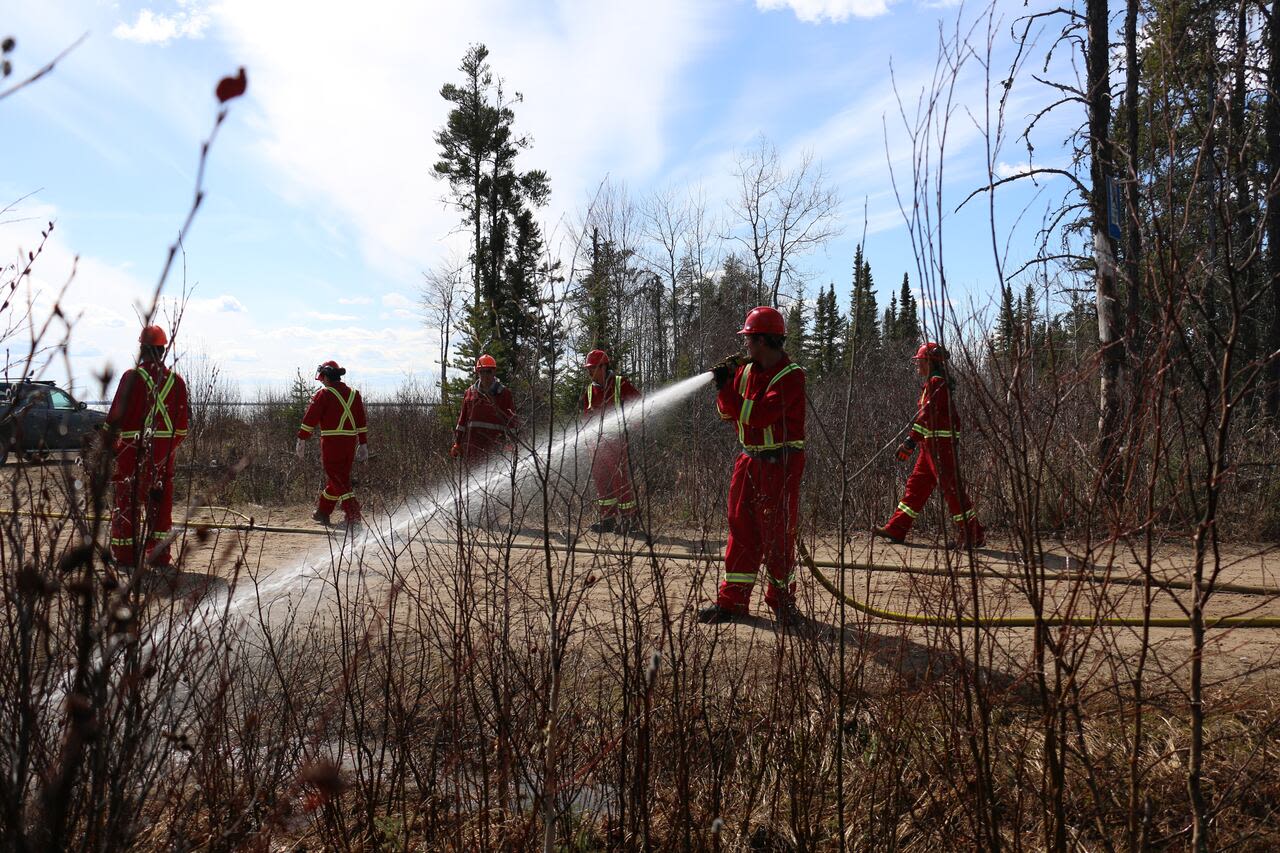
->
[737,306,786,336]
[139,324,168,347]
[913,342,949,362]
[584,349,609,369]
[315,359,343,380]
[476,353,498,370]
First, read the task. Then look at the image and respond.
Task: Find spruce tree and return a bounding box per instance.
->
[847,244,879,363]
[894,273,920,345]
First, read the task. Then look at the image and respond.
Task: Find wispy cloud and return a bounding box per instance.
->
[755,0,894,23]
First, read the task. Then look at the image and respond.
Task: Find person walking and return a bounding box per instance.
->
[872,342,985,549]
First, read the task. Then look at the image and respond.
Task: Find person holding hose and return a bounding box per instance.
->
[873,342,985,550]
[296,360,368,529]
[699,306,806,627]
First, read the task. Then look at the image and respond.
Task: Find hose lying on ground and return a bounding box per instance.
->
[5,508,1279,628]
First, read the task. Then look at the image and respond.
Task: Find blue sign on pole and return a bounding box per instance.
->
[1105,174,1124,243]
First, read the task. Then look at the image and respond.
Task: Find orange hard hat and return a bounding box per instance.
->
[584,349,609,369]
[139,324,168,347]
[913,342,948,362]
[476,353,498,370]
[737,306,786,336]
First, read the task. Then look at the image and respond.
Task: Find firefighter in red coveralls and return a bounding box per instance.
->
[872,342,985,550]
[580,349,643,535]
[450,353,519,462]
[295,360,368,529]
[107,324,190,571]
[700,306,806,627]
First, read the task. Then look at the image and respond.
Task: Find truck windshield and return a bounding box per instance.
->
[49,389,76,410]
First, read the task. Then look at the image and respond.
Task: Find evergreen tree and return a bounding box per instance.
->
[785,298,809,370]
[883,294,898,342]
[434,43,550,403]
[893,273,921,345]
[809,282,844,378]
[847,244,879,363]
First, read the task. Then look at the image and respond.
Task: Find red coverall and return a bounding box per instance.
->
[107,360,189,567]
[297,382,368,522]
[454,379,519,462]
[880,374,984,543]
[714,356,806,614]
[580,373,641,519]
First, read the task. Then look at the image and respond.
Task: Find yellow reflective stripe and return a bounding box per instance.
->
[133,369,178,437]
[735,362,803,451]
[767,573,796,589]
[617,500,637,510]
[119,431,141,439]
[931,430,958,438]
[336,492,355,502]
[150,531,170,540]
[598,498,618,506]
[110,537,134,546]
[912,423,930,438]
[724,573,757,584]
[897,502,918,519]
[324,386,358,434]
[299,423,315,433]
[952,509,976,522]
[614,375,623,411]
[322,489,341,501]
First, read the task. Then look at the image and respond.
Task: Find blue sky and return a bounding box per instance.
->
[2,0,1076,398]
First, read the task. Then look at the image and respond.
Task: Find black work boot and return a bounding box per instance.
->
[617,516,650,543]
[772,601,805,629]
[696,603,740,625]
[312,511,331,526]
[870,526,905,545]
[589,517,617,534]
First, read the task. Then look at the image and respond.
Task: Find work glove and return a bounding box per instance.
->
[710,354,742,390]
[895,437,917,462]
[294,438,306,460]
[449,443,461,459]
[355,444,369,463]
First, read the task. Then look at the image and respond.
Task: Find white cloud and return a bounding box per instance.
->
[755,0,893,23]
[113,7,211,45]
[381,293,413,309]
[337,295,372,305]
[995,161,1034,179]
[0,202,434,394]
[213,0,723,280]
[303,310,358,322]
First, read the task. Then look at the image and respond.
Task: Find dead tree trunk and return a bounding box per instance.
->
[1267,1,1280,417]
[1087,0,1127,476]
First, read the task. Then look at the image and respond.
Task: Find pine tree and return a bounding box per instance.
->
[786,298,809,370]
[894,273,920,345]
[434,43,550,403]
[883,294,898,342]
[847,244,879,364]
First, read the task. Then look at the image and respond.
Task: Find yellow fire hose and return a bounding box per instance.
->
[4,508,1279,628]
